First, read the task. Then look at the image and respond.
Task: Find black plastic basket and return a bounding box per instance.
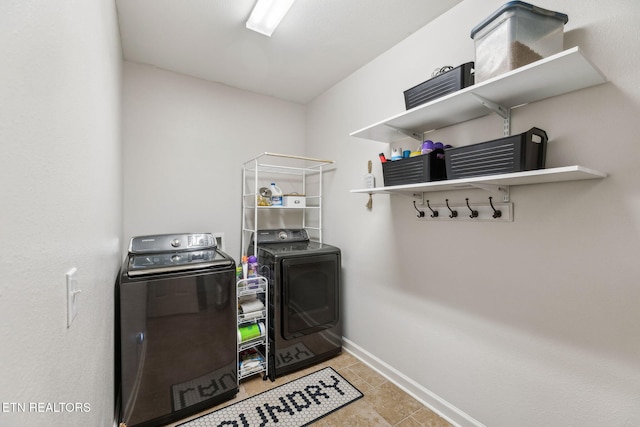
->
[404,62,474,110]
[382,150,446,186]
[444,127,548,179]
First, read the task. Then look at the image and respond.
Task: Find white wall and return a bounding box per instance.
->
[306,0,640,426]
[4,1,635,425]
[0,1,122,426]
[122,63,306,261]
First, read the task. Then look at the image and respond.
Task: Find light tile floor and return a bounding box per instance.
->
[168,351,452,427]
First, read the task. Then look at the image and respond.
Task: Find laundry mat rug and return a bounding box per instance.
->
[178,367,363,427]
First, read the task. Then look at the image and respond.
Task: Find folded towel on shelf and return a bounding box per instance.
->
[239,298,265,314]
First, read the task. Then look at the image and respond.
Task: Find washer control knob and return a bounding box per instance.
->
[171,254,181,263]
[171,239,181,248]
[278,231,288,240]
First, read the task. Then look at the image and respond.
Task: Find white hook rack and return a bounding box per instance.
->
[412,181,510,204]
[415,199,513,222]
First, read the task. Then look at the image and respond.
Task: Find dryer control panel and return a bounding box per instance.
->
[254,229,309,244]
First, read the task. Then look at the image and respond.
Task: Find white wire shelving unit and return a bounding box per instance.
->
[241,152,334,257]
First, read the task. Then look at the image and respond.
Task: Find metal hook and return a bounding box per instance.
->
[465,198,479,218]
[426,200,439,218]
[489,196,502,218]
[413,201,425,218]
[445,199,458,218]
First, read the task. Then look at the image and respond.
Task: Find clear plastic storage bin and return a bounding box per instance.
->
[471,1,568,83]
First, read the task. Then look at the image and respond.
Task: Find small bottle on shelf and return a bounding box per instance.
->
[270,183,283,206]
[247,255,259,286]
[241,256,248,280]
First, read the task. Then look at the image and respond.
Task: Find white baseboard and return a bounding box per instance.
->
[342,337,485,427]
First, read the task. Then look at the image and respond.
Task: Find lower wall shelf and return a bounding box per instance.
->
[351,165,606,197]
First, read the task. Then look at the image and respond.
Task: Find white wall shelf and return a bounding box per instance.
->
[350,47,607,143]
[251,206,321,210]
[349,48,608,205]
[351,166,607,199]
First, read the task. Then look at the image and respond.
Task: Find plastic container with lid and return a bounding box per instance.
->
[470,1,568,83]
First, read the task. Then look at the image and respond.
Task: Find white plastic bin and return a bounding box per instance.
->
[471,1,568,83]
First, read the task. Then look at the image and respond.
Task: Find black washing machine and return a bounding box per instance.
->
[251,229,342,380]
[116,233,238,427]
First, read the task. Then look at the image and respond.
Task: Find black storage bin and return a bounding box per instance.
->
[445,127,548,179]
[404,62,475,110]
[382,150,446,186]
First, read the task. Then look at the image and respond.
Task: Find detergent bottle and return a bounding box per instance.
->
[270,183,283,206]
[247,255,258,285]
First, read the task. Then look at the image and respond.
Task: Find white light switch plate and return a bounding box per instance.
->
[66,268,80,327]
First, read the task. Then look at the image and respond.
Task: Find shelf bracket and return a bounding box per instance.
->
[468,183,510,202]
[385,124,423,141]
[472,94,511,136]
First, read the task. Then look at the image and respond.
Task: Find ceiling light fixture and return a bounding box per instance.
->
[246,0,296,37]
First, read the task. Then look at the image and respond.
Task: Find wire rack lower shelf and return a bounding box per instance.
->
[238,334,266,352]
[239,348,267,380]
[237,277,267,297]
[238,309,266,323]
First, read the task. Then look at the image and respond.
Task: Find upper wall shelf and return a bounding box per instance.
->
[350,47,607,143]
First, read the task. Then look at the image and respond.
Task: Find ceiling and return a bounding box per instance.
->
[116,0,462,104]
